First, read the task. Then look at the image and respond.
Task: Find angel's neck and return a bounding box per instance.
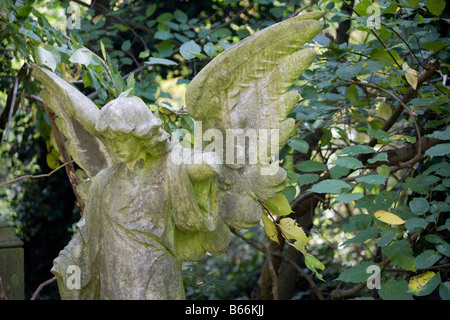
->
[125,141,170,170]
[125,151,148,170]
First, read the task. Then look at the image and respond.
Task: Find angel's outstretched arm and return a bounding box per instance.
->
[32,64,113,178]
[32,64,99,135]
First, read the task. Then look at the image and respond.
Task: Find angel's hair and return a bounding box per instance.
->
[95,97,162,140]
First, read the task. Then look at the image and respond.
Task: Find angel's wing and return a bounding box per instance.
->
[32,64,114,178]
[185,11,324,229]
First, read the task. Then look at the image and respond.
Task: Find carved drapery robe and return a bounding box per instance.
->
[51,145,228,299]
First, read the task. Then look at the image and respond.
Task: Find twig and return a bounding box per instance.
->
[352,80,423,155]
[230,227,264,252]
[282,256,324,300]
[0,161,74,189]
[43,103,85,214]
[3,77,19,142]
[30,276,57,300]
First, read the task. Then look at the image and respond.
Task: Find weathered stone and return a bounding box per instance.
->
[0,221,24,300]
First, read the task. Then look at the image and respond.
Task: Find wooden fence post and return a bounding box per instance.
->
[0,221,24,300]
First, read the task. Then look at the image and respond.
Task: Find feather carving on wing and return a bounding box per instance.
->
[185,11,324,229]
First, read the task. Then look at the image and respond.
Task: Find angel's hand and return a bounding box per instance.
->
[246,165,287,200]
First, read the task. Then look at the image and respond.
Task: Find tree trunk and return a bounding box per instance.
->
[256,130,322,300]
[336,0,355,44]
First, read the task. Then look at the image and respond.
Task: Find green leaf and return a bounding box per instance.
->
[296,160,327,173]
[288,138,309,154]
[339,145,375,156]
[422,41,449,52]
[426,0,446,16]
[330,165,350,180]
[336,261,376,283]
[428,126,450,140]
[376,164,390,177]
[403,174,440,195]
[331,157,364,170]
[379,280,413,300]
[156,12,173,22]
[35,46,58,72]
[376,228,397,246]
[414,250,442,269]
[203,42,218,56]
[354,0,372,16]
[154,30,173,40]
[405,217,428,233]
[18,26,41,41]
[145,4,157,17]
[407,0,421,8]
[409,197,430,215]
[180,40,202,60]
[213,28,232,39]
[356,174,387,186]
[368,152,388,164]
[282,186,296,203]
[308,179,353,194]
[366,128,390,141]
[335,192,364,204]
[298,174,319,187]
[336,62,362,80]
[304,253,325,281]
[174,9,188,23]
[425,143,450,156]
[341,228,378,246]
[439,282,450,300]
[345,85,359,105]
[264,193,292,216]
[299,86,318,100]
[344,214,373,233]
[382,240,416,271]
[112,73,124,93]
[121,40,131,52]
[69,48,92,67]
[436,242,450,257]
[157,40,174,57]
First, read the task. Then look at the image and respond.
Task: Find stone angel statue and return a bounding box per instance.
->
[32,11,323,300]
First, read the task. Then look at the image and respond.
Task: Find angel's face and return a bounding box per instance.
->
[112,134,143,163]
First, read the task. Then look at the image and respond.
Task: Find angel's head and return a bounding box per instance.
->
[95,97,169,162]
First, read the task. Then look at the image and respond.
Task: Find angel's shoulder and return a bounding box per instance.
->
[89,163,120,187]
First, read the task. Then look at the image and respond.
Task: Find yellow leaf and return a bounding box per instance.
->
[374,210,406,226]
[408,271,435,295]
[402,63,419,90]
[100,40,107,62]
[279,218,310,244]
[292,240,307,254]
[264,193,293,216]
[262,213,279,244]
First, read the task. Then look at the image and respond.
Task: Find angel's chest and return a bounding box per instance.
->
[101,163,170,224]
